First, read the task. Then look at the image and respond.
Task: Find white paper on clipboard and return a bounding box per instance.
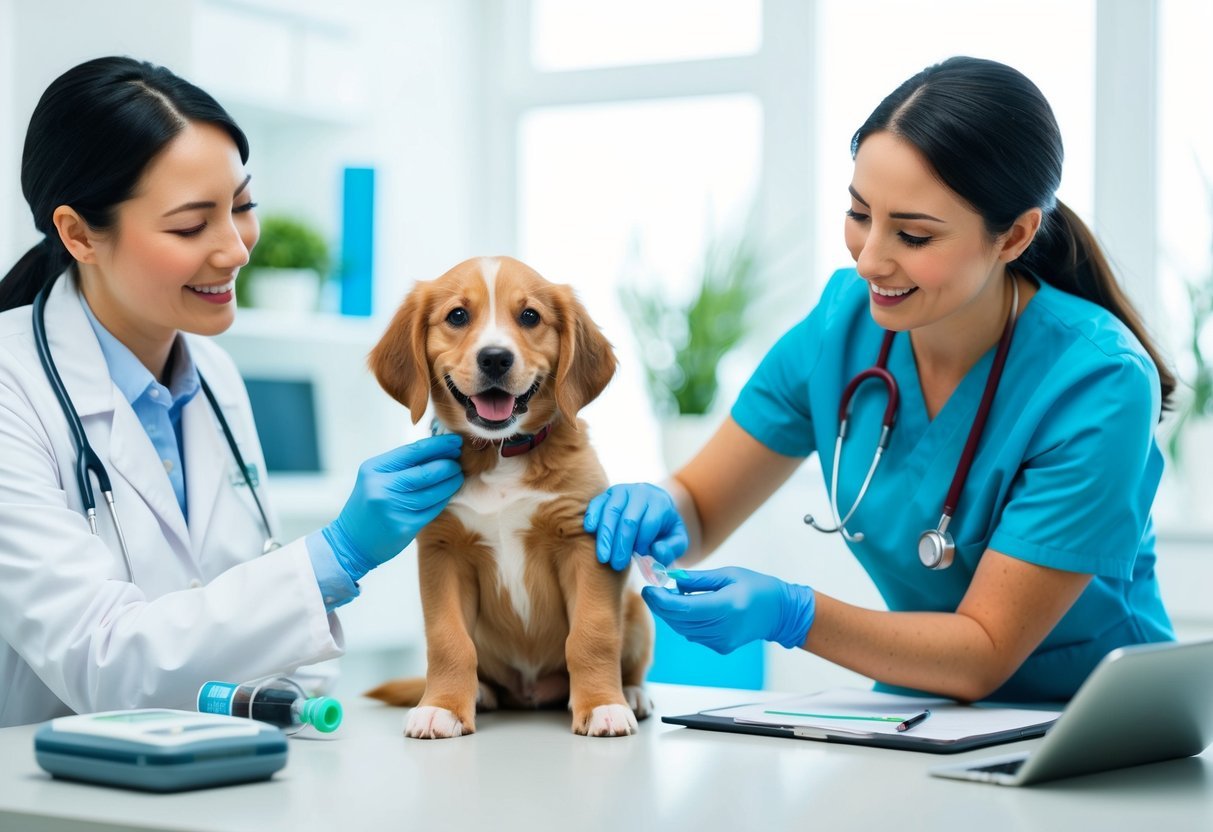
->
[717,688,1061,742]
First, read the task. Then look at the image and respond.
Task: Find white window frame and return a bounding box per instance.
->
[476,0,817,305]
[1094,0,1159,326]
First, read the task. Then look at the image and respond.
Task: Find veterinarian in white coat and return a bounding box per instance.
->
[0,57,463,727]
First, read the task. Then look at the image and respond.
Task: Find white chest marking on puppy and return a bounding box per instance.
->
[448,457,555,628]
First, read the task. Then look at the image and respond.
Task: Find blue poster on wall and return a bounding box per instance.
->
[341,167,375,316]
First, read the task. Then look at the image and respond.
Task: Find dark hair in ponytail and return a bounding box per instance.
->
[0,56,249,312]
[852,55,1175,408]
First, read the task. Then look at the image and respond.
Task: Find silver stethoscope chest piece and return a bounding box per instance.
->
[917,522,955,571]
[806,277,1020,570]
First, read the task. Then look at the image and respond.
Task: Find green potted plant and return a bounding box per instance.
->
[239,215,331,312]
[620,223,768,468]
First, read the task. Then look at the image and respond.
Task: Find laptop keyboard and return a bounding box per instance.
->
[973,759,1025,775]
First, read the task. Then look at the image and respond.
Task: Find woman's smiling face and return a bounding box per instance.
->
[844,130,1007,332]
[82,120,259,346]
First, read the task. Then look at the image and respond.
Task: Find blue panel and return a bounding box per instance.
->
[646,614,764,690]
[340,167,375,316]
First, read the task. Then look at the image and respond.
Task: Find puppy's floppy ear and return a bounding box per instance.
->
[369,282,433,424]
[552,284,617,427]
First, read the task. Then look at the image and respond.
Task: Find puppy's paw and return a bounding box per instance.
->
[404,706,471,739]
[623,685,653,720]
[575,703,639,737]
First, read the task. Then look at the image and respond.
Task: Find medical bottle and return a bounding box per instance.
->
[197,676,343,735]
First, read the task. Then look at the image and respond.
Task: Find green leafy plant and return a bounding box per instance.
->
[1168,270,1213,467]
[621,226,766,417]
[238,216,330,307]
[1166,176,1213,466]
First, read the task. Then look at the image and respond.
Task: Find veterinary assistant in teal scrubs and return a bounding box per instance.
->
[586,56,1175,703]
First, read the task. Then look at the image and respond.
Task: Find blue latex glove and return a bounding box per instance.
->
[642,567,816,654]
[584,483,690,571]
[323,435,463,582]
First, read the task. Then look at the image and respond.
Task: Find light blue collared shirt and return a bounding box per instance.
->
[82,299,199,522]
[81,297,358,611]
[306,532,360,611]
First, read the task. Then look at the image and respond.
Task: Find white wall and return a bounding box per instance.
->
[2,0,193,263]
[0,0,15,268]
[361,0,481,311]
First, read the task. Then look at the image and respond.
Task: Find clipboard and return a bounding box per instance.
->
[662,688,1061,754]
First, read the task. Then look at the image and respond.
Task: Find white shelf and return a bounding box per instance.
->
[222,97,362,132]
[223,307,383,345]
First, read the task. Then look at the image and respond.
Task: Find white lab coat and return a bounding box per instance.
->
[0,273,344,727]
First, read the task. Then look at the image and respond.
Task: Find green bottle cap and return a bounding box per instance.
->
[301,696,343,733]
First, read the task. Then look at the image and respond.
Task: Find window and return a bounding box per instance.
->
[1158,0,1213,390]
[503,0,1102,481]
[530,0,762,71]
[518,95,763,481]
[1153,0,1213,533]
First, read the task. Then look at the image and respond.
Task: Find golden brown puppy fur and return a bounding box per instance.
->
[363,256,653,738]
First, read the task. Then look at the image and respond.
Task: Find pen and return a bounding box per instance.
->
[763,710,907,723]
[895,709,931,732]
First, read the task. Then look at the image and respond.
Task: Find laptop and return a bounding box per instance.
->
[930,638,1213,786]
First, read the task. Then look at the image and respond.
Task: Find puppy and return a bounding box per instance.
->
[364,256,653,738]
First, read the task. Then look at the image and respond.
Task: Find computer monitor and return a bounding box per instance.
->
[243,377,323,473]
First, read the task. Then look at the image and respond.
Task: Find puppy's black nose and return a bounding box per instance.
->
[477,347,515,379]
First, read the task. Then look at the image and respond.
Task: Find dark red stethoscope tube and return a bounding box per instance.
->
[833,287,1018,529]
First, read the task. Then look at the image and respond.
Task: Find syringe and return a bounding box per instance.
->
[632,553,675,588]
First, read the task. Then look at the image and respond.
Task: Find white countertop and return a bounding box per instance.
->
[1,683,1210,832]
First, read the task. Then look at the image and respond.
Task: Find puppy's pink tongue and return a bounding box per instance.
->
[471,393,516,421]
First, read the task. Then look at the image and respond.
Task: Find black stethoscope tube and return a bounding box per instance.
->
[32,274,279,580]
[197,376,276,552]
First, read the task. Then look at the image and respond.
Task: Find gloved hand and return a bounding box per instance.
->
[584,483,690,571]
[642,567,816,654]
[323,434,463,582]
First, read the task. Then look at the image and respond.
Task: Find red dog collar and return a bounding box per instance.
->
[432,419,552,457]
[500,424,551,457]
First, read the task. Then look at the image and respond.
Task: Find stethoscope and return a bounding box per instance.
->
[804,277,1019,570]
[33,274,280,583]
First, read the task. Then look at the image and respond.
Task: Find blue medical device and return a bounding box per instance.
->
[34,709,288,792]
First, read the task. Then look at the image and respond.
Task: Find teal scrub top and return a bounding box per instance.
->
[731,268,1174,702]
